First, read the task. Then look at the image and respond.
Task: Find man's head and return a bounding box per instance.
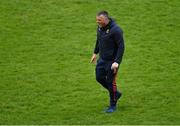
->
[96,11,110,28]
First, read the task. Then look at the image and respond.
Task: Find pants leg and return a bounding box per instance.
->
[105,63,120,106]
[96,58,121,106]
[95,59,109,90]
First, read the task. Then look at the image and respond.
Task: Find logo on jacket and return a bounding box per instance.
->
[106,29,109,33]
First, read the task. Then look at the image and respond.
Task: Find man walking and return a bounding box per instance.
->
[90,11,125,113]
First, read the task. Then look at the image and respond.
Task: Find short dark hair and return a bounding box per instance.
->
[97,10,109,18]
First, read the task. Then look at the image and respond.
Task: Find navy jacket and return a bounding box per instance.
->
[94,19,125,64]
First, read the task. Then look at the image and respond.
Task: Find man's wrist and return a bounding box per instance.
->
[114,62,119,65]
[114,59,120,64]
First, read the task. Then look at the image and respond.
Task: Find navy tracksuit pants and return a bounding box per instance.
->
[96,58,120,106]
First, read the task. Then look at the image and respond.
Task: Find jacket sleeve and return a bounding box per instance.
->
[114,28,125,64]
[93,29,99,54]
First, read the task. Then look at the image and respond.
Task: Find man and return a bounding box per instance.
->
[90,11,125,113]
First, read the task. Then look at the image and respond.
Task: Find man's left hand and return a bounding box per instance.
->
[111,62,119,74]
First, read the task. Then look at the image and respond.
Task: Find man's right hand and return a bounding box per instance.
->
[90,54,97,64]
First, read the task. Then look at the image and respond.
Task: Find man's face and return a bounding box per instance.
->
[96,15,106,28]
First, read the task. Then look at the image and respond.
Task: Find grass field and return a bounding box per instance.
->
[0,0,180,125]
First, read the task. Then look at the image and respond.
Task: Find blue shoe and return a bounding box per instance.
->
[105,106,116,113]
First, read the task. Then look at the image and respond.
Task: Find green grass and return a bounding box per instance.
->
[0,0,180,125]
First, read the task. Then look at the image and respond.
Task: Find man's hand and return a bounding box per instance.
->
[90,54,97,64]
[111,62,119,74]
